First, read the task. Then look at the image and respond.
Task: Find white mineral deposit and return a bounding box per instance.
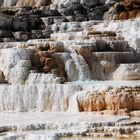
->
[0,0,140,140]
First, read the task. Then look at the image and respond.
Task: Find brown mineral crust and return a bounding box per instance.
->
[134,94,140,110]
[115,0,140,19]
[42,58,55,72]
[116,12,128,20]
[30,49,67,79]
[116,10,140,20]
[78,92,106,112]
[30,50,58,73]
[77,87,140,114]
[49,45,64,53]
[105,92,134,111]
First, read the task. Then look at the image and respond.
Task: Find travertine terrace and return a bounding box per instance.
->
[0,0,140,140]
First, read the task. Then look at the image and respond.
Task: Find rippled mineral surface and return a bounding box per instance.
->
[0,0,140,140]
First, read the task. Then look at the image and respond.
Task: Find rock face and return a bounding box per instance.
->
[0,4,139,109]
[0,1,140,140]
[0,0,139,20]
[104,0,140,19]
[51,0,140,20]
[0,48,32,84]
[0,0,52,7]
[0,14,139,111]
[116,0,140,19]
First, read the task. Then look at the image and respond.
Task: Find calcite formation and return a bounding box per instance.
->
[0,0,140,140]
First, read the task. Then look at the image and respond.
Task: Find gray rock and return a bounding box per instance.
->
[13,31,31,41]
[0,15,12,30]
[80,0,98,8]
[31,30,44,39]
[0,30,13,38]
[12,18,31,31]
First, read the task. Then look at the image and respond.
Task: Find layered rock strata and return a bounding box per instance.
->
[0,112,138,140]
[1,84,140,114]
[0,0,139,25]
[0,1,139,140]
[0,17,140,83]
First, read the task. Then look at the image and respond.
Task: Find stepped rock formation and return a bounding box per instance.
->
[0,0,51,7]
[0,0,140,140]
